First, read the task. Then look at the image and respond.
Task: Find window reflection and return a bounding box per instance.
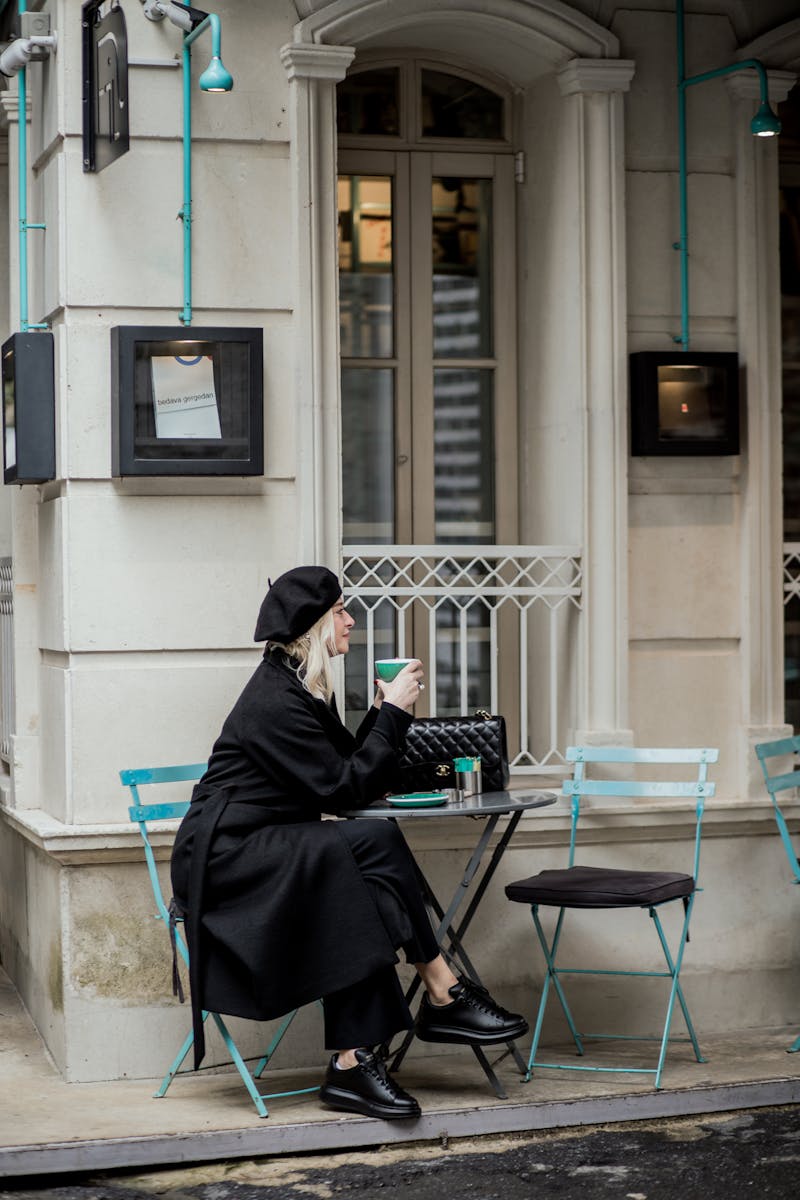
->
[337,68,400,137]
[341,367,395,545]
[432,178,492,358]
[435,599,492,715]
[434,368,494,544]
[421,69,504,140]
[344,596,398,733]
[338,176,394,359]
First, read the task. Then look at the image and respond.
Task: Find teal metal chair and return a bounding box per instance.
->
[753,736,800,1054]
[505,746,718,1089]
[122,763,318,1117]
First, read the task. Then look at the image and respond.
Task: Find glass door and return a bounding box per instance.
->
[779,88,800,727]
[338,149,517,721]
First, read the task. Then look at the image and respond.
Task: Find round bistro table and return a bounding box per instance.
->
[342,789,558,1098]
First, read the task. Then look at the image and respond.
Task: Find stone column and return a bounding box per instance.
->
[280,41,355,568]
[726,67,796,794]
[557,59,635,743]
[0,90,41,809]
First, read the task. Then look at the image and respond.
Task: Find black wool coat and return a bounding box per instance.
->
[170,648,412,1065]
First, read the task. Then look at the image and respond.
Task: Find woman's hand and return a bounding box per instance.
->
[376,660,425,714]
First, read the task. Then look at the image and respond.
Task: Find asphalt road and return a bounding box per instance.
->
[2,1105,799,1200]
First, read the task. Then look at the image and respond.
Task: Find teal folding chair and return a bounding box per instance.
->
[505,746,718,1089]
[122,764,319,1117]
[753,736,800,1053]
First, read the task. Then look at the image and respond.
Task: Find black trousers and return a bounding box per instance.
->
[322,818,441,1049]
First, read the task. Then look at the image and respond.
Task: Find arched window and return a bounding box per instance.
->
[337,64,506,141]
[337,57,518,717]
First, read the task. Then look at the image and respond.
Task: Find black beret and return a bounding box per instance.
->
[254,565,342,643]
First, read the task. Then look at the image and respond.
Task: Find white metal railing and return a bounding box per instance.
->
[342,546,583,774]
[0,557,13,763]
[784,543,800,603]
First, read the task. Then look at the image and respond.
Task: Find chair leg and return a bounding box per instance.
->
[650,900,705,1089]
[211,1012,270,1118]
[525,966,553,1081]
[522,900,706,1088]
[650,901,705,1059]
[253,1008,300,1078]
[156,1007,321,1115]
[525,907,584,1079]
[153,1013,209,1099]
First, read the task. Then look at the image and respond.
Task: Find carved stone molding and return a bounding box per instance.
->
[725,67,796,104]
[557,58,636,97]
[280,41,355,83]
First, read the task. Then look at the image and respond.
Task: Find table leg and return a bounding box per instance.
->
[448,812,529,1076]
[428,812,527,1077]
[472,1046,508,1100]
[388,816,499,1071]
[389,811,528,1085]
[451,811,523,946]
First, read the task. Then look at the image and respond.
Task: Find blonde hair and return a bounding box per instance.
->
[271,606,338,704]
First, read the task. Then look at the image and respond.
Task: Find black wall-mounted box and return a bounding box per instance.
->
[111,325,264,476]
[630,351,740,456]
[2,332,56,485]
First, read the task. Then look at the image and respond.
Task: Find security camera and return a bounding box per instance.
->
[0,33,57,79]
[0,40,31,78]
[141,1,195,33]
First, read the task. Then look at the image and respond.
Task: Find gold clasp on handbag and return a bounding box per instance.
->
[475,708,491,719]
[434,764,450,777]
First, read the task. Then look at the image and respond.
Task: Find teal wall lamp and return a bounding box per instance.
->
[675,0,781,351]
[141,1,234,325]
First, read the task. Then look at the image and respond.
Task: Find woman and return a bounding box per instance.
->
[171,565,527,1120]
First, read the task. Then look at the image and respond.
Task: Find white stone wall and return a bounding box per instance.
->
[0,0,307,1075]
[26,0,301,831]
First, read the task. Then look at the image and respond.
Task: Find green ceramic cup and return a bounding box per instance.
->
[374,658,415,682]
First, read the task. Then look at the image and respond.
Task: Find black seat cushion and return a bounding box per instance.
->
[505,864,695,909]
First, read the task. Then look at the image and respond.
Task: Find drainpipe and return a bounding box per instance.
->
[14,0,48,331]
[180,28,192,326]
[179,13,226,326]
[675,0,775,350]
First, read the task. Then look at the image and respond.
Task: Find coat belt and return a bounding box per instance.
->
[184,787,234,1069]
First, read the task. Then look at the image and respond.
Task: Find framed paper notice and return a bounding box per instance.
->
[111,326,263,476]
[151,355,222,439]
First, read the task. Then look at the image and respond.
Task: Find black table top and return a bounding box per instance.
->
[343,788,558,819]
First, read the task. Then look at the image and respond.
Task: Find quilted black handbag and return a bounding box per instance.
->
[397,710,510,793]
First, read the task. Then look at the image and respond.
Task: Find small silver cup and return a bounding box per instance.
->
[454,756,482,797]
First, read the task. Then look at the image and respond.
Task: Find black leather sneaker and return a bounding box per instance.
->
[319,1048,421,1120]
[415,977,529,1046]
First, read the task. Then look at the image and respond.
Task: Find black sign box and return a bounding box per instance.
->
[82,0,130,174]
[2,332,56,485]
[630,351,740,456]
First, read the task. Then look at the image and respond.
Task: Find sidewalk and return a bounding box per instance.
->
[2,969,799,1180]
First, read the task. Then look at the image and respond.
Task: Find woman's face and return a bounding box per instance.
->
[330,597,355,655]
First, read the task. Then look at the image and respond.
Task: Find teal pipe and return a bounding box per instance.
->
[17,37,29,330]
[675,0,774,350]
[16,0,47,331]
[178,13,227,325]
[180,32,193,324]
